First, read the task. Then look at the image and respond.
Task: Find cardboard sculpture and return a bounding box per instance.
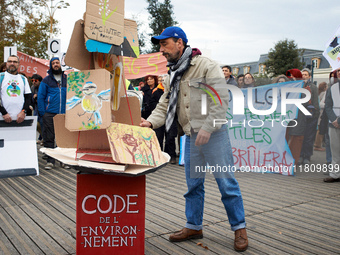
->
[42,0,169,174]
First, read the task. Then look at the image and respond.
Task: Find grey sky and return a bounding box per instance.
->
[56,0,340,65]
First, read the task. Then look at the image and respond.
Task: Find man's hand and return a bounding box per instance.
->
[140,118,152,128]
[195,129,211,146]
[2,113,12,123]
[332,119,340,129]
[16,111,26,123]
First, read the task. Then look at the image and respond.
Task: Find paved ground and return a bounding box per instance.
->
[0,146,339,254]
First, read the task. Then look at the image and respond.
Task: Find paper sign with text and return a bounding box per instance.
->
[227,81,304,175]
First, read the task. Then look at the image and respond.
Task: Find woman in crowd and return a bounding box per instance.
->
[243,73,256,88]
[272,74,289,83]
[314,82,327,151]
[141,75,162,119]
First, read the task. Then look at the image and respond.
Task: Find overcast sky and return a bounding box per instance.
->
[54,0,340,65]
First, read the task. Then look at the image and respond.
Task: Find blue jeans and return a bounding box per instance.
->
[184,125,246,231]
[324,132,332,163]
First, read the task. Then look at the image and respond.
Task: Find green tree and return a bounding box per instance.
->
[263,39,304,77]
[0,0,61,61]
[0,0,30,61]
[146,0,177,52]
[17,14,58,59]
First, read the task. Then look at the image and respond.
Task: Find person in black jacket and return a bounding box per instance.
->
[31,74,43,144]
[141,75,162,119]
[323,68,340,182]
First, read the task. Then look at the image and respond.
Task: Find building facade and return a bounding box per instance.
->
[228,49,331,83]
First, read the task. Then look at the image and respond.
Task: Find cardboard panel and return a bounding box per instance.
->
[84,0,125,46]
[112,97,141,126]
[85,19,139,58]
[66,69,112,131]
[123,19,139,57]
[106,123,167,166]
[76,174,145,254]
[65,19,95,70]
[54,114,110,149]
[41,147,170,175]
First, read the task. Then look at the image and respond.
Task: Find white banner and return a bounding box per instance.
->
[228,81,305,175]
[0,116,39,178]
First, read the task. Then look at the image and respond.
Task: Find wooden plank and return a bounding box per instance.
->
[146,235,198,255]
[0,225,20,255]
[205,223,286,255]
[0,183,75,254]
[254,211,340,253]
[0,206,45,255]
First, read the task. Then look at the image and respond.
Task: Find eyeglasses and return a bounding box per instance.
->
[7,60,19,64]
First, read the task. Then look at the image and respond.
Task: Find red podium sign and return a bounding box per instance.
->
[76,174,145,254]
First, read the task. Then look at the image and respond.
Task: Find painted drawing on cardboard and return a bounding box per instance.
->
[67,71,110,130]
[112,62,122,110]
[106,123,167,166]
[98,0,117,25]
[94,52,118,72]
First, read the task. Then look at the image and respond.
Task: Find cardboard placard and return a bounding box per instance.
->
[66,69,112,131]
[112,96,141,126]
[123,19,139,57]
[76,174,145,254]
[84,0,125,46]
[106,123,167,166]
[54,114,110,150]
[65,19,95,71]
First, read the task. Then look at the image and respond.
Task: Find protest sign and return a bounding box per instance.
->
[227,81,304,175]
[123,52,168,79]
[0,116,39,178]
[323,25,340,70]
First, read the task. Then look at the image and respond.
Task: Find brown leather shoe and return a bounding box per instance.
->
[234,228,248,252]
[169,228,203,242]
[324,177,340,183]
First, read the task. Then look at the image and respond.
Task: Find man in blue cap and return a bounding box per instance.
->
[141,26,248,252]
[38,57,67,170]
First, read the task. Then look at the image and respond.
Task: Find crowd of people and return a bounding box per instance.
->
[221,64,339,183]
[1,51,338,179]
[1,25,340,252]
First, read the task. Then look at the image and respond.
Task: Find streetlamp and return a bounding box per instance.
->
[33,0,70,38]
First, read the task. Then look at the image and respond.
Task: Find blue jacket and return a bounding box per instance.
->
[37,69,67,116]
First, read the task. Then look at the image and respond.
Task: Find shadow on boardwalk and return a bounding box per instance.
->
[0,148,339,254]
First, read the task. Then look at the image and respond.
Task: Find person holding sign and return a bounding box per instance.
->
[0,55,31,123]
[140,27,248,252]
[324,68,340,183]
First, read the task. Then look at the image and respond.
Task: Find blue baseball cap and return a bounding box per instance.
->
[151,26,188,45]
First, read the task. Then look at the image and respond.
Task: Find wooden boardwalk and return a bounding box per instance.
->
[0,148,339,254]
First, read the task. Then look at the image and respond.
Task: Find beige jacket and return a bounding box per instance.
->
[147,54,229,136]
